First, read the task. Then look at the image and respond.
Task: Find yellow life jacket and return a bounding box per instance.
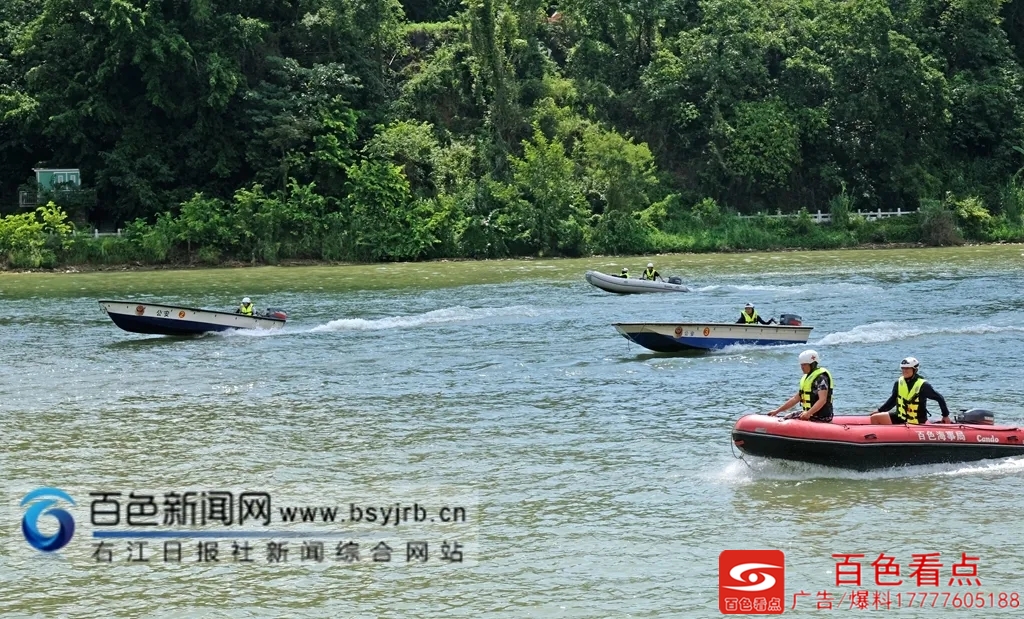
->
[742,311,758,324]
[799,367,833,411]
[643,267,655,280]
[240,303,253,316]
[896,377,926,424]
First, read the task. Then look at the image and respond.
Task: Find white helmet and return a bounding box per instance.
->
[621,268,628,273]
[798,349,819,365]
[242,297,251,304]
[647,262,654,268]
[900,357,919,369]
[745,303,754,309]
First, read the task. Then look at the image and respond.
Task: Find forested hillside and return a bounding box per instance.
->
[2,0,1024,267]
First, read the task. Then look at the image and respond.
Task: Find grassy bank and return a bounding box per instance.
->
[3,198,1024,272]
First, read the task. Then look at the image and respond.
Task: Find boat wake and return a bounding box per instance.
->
[715,455,1024,484]
[191,305,544,338]
[712,341,803,355]
[694,282,883,295]
[698,321,1024,356]
[694,284,808,294]
[309,305,543,332]
[816,321,1024,346]
[201,327,282,338]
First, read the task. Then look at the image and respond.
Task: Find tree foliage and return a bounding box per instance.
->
[2,0,1024,265]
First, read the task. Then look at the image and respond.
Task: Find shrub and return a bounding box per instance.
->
[592,210,653,255]
[122,215,177,263]
[828,185,853,230]
[196,246,222,265]
[919,199,963,246]
[1000,180,1024,225]
[793,208,815,235]
[691,197,722,226]
[950,194,992,238]
[0,203,74,268]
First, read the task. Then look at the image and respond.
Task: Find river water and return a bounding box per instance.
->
[3,246,1024,618]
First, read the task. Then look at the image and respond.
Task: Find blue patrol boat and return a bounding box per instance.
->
[613,318,811,352]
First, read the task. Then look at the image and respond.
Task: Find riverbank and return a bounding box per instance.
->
[4,200,1024,273]
[10,240,1024,275]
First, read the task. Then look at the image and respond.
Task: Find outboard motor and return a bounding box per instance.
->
[668,276,683,285]
[954,409,995,425]
[264,308,288,321]
[779,313,802,326]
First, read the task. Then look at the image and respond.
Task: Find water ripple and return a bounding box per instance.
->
[3,247,1024,617]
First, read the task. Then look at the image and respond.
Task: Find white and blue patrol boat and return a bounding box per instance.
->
[613,319,811,352]
[100,300,287,336]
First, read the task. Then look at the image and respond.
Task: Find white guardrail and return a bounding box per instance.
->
[737,208,915,223]
[71,229,122,238]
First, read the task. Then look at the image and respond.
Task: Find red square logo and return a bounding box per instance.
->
[719,550,785,614]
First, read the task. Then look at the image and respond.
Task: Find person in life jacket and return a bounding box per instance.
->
[641,262,663,281]
[237,297,254,316]
[616,268,629,278]
[868,357,952,425]
[736,303,776,325]
[766,349,834,422]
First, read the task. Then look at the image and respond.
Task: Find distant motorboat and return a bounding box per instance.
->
[585,270,689,293]
[613,320,811,352]
[99,300,287,336]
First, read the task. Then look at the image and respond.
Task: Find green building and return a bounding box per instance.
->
[34,168,81,190]
[19,168,82,209]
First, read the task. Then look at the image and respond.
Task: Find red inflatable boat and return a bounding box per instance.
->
[731,410,1024,471]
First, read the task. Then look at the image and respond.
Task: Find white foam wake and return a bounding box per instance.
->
[694,284,808,293]
[715,455,1024,484]
[695,282,884,294]
[708,321,1024,353]
[816,322,1024,346]
[309,305,541,332]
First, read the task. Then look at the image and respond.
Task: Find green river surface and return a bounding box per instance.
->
[3,245,1024,618]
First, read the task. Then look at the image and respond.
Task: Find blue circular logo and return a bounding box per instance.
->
[21,487,76,552]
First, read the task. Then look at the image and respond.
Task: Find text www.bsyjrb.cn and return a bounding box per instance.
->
[277,503,467,526]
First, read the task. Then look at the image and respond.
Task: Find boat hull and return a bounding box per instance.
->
[613,322,812,352]
[585,270,689,294]
[732,414,1024,471]
[100,301,286,336]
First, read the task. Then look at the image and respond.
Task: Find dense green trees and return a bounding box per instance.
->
[2,0,1024,267]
